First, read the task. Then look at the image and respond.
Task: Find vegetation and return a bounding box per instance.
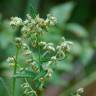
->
[0,0,96,96]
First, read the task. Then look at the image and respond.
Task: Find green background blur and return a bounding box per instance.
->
[0,0,96,96]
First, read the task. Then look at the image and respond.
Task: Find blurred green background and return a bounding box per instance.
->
[0,0,96,96]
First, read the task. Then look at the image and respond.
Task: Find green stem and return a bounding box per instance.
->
[13,47,19,96]
[37,35,41,64]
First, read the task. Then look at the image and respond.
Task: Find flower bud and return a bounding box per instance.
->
[77,88,84,94]
[23,50,32,56]
[15,37,22,48]
[51,56,56,61]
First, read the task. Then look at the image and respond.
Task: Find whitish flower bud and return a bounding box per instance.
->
[47,14,57,26]
[23,50,32,56]
[75,94,81,96]
[7,57,15,67]
[51,56,56,61]
[19,68,24,71]
[15,37,22,48]
[25,59,32,64]
[9,63,15,67]
[21,26,30,33]
[23,19,29,25]
[57,50,65,58]
[24,89,29,95]
[47,61,53,65]
[61,41,73,52]
[22,43,29,50]
[36,27,43,34]
[56,45,61,50]
[26,14,32,20]
[48,73,52,78]
[47,46,55,52]
[10,17,22,27]
[35,15,44,25]
[7,57,14,63]
[39,77,45,82]
[77,88,84,94]
[39,41,46,46]
[46,68,53,78]
[31,62,39,73]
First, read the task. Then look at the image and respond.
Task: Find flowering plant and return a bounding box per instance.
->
[7,13,73,96]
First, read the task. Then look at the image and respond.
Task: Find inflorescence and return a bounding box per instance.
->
[7,14,73,96]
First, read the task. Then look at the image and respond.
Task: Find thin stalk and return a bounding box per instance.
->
[36,35,44,96]
[36,35,41,65]
[13,47,19,96]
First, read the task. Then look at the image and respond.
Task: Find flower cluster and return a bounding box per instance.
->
[10,17,22,27]
[10,14,56,38]
[8,14,72,96]
[21,81,37,96]
[74,88,84,96]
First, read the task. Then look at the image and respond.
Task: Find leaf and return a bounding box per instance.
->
[26,2,37,18]
[50,2,75,24]
[71,41,82,55]
[65,23,88,38]
[80,43,94,66]
[0,20,15,49]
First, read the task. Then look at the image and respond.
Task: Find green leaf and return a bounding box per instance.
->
[26,2,37,18]
[65,23,88,38]
[80,43,94,66]
[0,20,15,49]
[71,41,82,55]
[50,2,75,24]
